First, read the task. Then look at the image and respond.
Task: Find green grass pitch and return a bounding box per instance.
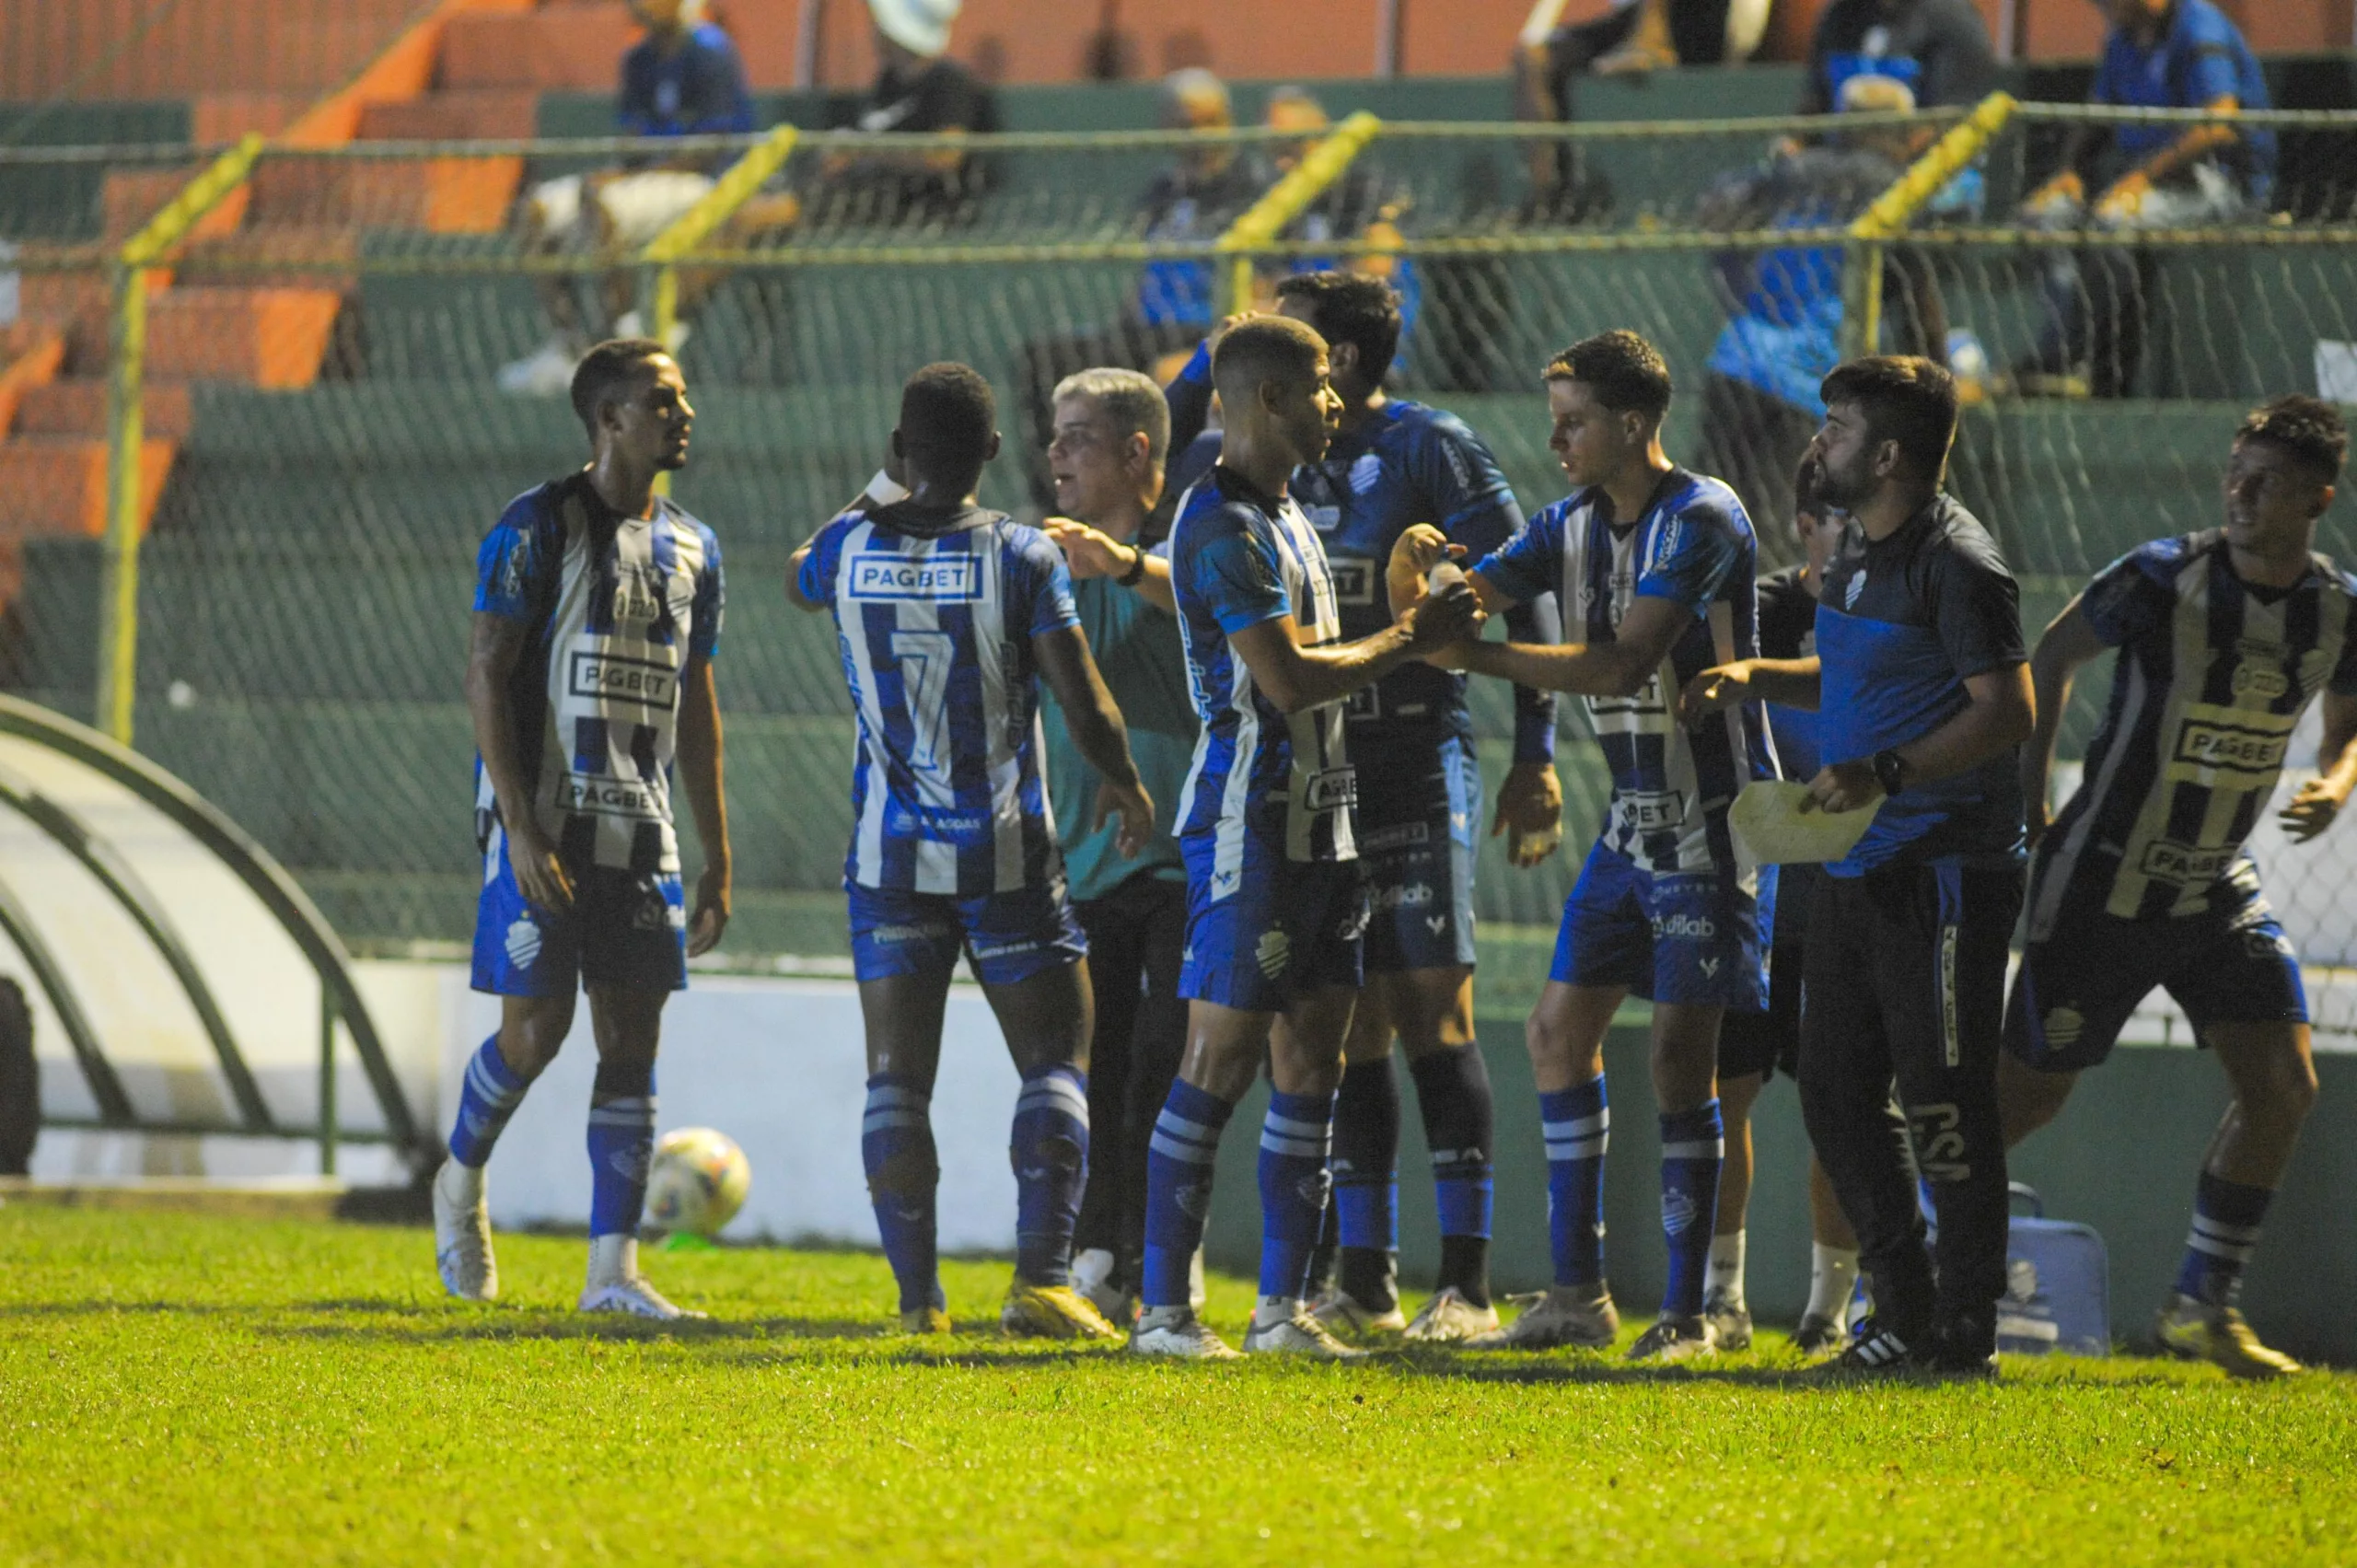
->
[6,1204,2353,1565]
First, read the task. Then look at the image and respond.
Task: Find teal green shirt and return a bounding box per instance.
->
[1040,571,1197,903]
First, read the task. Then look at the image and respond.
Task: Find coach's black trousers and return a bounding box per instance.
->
[1799,860,2023,1349]
[1071,872,1190,1284]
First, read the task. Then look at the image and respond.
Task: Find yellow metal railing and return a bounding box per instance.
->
[643,122,804,343]
[1213,110,1384,316]
[97,132,268,747]
[1840,90,2017,360]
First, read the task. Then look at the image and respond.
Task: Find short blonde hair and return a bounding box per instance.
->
[1052,366,1170,468]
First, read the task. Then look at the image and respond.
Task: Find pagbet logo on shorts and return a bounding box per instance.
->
[569,651,676,709]
[847,552,983,602]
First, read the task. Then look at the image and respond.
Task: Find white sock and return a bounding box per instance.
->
[1071,1249,1116,1293]
[1705,1230,1747,1308]
[1806,1243,1861,1326]
[586,1233,638,1290]
[1253,1294,1298,1329]
[437,1158,484,1205]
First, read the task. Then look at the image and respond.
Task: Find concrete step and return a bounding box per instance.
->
[440,3,637,92]
[0,435,175,540]
[13,379,196,441]
[147,286,343,389]
[356,88,540,142]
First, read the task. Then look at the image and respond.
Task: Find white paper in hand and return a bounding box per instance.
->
[1729,780,1882,864]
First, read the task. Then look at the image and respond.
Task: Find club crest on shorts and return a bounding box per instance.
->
[1256,929,1292,979]
[505,916,542,970]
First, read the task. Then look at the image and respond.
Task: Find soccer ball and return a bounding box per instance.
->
[644,1127,750,1237]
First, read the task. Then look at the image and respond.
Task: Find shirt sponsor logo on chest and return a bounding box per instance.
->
[849,552,983,602]
[569,651,676,709]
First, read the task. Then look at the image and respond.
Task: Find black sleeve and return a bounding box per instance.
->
[1929,531,2026,681]
[1922,0,1999,109]
[1798,1,1840,114]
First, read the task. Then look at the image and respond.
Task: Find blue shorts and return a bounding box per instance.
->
[2003,889,2306,1073]
[472,846,685,997]
[1550,840,1771,1011]
[1356,734,1480,974]
[1178,838,1367,1013]
[847,881,1086,987]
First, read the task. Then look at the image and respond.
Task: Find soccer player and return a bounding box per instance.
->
[1685,355,2034,1376]
[435,338,732,1319]
[1129,314,1481,1360]
[1707,456,1861,1356]
[1434,329,1775,1362]
[1268,272,1560,1343]
[786,363,1155,1340]
[1999,396,2357,1378]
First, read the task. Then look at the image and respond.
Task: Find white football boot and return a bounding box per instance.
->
[432,1158,497,1302]
[1129,1306,1243,1360]
[1401,1285,1502,1343]
[578,1235,705,1319]
[1467,1284,1620,1350]
[1241,1306,1369,1360]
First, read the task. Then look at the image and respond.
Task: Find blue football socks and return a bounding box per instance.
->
[2176,1168,2272,1307]
[1541,1076,1609,1289]
[585,1056,656,1238]
[863,1074,943,1314]
[1010,1063,1090,1289]
[1142,1079,1233,1310]
[1259,1089,1336,1308]
[1412,1044,1496,1303]
[447,1034,528,1168]
[1659,1099,1725,1319]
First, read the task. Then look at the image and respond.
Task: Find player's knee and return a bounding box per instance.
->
[2250,1054,2319,1125]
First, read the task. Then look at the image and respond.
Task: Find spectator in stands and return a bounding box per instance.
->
[1697,75,1949,541]
[1513,0,1772,218]
[1015,69,1270,506]
[2015,0,2273,398]
[1799,0,1997,118]
[803,0,1001,228]
[497,0,754,397]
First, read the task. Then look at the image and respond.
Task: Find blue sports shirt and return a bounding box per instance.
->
[1813,494,2026,876]
[1171,465,1357,875]
[797,501,1080,896]
[2028,531,2357,936]
[620,23,755,140]
[1290,399,1555,764]
[1475,467,1774,880]
[2092,0,2273,202]
[473,473,724,877]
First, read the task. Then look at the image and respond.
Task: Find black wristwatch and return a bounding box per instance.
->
[1117,544,1149,587]
[1871,748,1908,797]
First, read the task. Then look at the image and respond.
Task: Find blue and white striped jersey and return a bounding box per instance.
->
[2029,530,2357,936]
[1171,465,1357,876]
[1475,467,1774,881]
[797,501,1080,896]
[472,473,725,876]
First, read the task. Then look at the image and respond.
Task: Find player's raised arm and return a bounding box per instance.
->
[1034,624,1154,856]
[1678,654,1823,721]
[1227,585,1480,714]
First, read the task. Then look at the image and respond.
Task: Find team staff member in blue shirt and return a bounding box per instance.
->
[1685,356,2034,1376]
[2017,0,2273,398]
[498,0,755,396]
[1036,369,1203,1325]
